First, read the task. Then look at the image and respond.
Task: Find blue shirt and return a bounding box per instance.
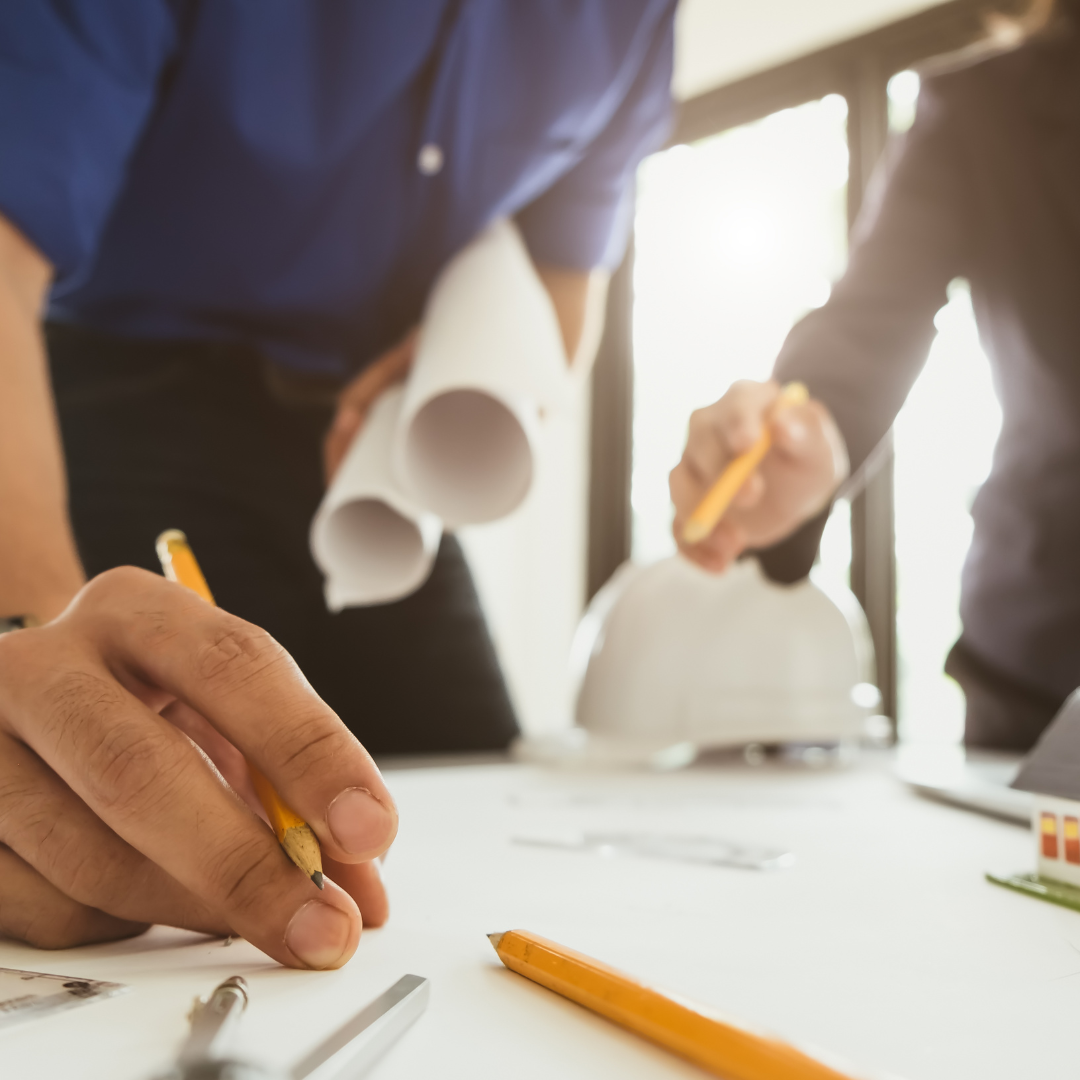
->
[0,1,674,374]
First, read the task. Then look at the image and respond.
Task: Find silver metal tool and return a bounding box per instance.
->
[180,976,251,1067]
[158,973,428,1080]
[0,967,127,1030]
[289,974,429,1080]
[160,976,284,1080]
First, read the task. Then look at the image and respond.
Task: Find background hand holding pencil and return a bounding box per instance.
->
[671,379,849,574]
[682,382,809,545]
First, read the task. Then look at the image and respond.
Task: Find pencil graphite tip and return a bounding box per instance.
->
[487,932,505,951]
[311,871,325,890]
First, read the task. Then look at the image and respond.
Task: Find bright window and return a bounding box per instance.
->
[889,71,1002,744]
[631,95,851,578]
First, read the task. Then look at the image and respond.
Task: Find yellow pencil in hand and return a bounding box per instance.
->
[155,529,325,890]
[682,381,809,546]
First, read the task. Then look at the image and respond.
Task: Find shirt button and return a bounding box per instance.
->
[417,143,444,176]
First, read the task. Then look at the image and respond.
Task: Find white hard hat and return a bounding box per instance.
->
[538,556,877,766]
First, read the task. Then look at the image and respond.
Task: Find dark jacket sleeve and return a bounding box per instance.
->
[756,73,973,581]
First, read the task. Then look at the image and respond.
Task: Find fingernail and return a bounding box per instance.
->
[327,787,395,856]
[285,900,352,969]
[784,418,807,441]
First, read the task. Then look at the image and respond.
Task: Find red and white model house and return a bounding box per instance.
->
[1012,690,1080,889]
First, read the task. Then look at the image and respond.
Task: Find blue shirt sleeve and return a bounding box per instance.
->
[0,1,181,278]
[515,2,674,271]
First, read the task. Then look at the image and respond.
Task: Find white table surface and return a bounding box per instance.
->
[1,752,1073,1080]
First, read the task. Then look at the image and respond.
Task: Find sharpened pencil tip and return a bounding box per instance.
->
[312,871,324,890]
[487,932,505,951]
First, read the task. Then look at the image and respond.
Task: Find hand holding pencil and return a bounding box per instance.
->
[670,379,849,574]
[156,531,326,890]
[152,530,397,957]
[0,560,396,965]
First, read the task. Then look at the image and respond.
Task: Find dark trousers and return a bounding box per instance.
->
[47,323,519,754]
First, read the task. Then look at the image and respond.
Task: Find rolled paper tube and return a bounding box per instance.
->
[394,219,570,527]
[311,386,442,609]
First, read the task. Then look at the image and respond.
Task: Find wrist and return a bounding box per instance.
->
[0,572,84,626]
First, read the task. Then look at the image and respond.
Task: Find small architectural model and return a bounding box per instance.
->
[988,690,1080,909]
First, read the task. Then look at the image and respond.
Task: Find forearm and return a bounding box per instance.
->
[0,217,84,620]
[774,82,967,480]
[535,264,609,373]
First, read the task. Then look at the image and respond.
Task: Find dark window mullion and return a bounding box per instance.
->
[845,57,898,729]
[587,236,636,601]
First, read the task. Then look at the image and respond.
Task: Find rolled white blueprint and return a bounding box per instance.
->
[394,218,569,526]
[311,386,442,609]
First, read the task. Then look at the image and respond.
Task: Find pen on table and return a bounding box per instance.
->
[155,529,325,890]
[682,381,809,546]
[489,929,862,1080]
[179,976,250,1069]
[160,973,429,1080]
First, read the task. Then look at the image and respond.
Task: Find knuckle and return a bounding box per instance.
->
[18,909,87,950]
[729,379,763,405]
[20,903,139,950]
[49,836,139,914]
[35,669,172,819]
[207,834,283,915]
[0,774,52,848]
[0,846,94,950]
[37,668,123,747]
[193,621,288,695]
[262,717,347,779]
[88,728,172,818]
[686,408,712,439]
[82,565,159,608]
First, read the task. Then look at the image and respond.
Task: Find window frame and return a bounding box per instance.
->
[586,0,1023,726]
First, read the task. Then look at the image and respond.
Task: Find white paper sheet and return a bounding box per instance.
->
[393,219,569,526]
[2,755,1072,1080]
[310,386,441,609]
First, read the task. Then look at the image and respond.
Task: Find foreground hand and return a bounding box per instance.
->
[0,568,397,967]
[323,330,418,482]
[670,379,849,573]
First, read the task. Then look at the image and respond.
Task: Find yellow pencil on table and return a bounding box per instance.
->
[155,529,325,890]
[489,929,860,1080]
[682,381,809,546]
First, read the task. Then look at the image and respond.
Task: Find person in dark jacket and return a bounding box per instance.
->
[670,1,1080,751]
